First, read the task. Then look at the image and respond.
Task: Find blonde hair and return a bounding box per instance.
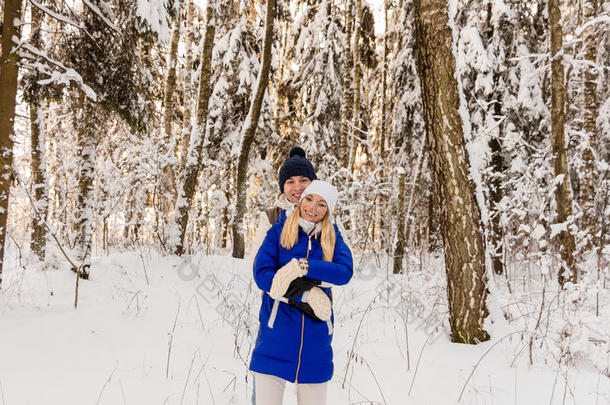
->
[280,206,336,262]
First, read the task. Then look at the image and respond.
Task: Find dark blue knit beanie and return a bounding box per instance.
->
[278,147,317,193]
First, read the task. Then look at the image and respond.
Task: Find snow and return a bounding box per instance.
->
[136,0,171,43]
[0,250,608,404]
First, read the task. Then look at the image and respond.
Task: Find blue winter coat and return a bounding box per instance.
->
[249,211,353,383]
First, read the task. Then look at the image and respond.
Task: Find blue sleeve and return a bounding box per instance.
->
[253,223,281,292]
[305,225,353,286]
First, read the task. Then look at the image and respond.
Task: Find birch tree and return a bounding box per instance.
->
[414,0,489,344]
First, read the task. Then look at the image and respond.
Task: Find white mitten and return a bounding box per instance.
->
[303,286,332,321]
[270,258,303,299]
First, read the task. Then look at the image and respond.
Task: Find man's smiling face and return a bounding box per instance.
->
[283,176,312,203]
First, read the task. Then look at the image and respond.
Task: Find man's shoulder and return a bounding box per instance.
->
[265,206,284,225]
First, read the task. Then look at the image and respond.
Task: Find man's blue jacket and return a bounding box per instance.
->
[249,211,353,383]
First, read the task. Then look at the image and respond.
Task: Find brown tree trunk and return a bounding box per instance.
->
[349,0,362,172]
[232,0,276,258]
[161,5,182,199]
[173,2,215,256]
[549,0,577,286]
[0,0,24,286]
[414,0,489,344]
[580,0,598,251]
[340,0,353,168]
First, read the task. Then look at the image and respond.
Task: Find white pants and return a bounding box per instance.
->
[253,372,327,405]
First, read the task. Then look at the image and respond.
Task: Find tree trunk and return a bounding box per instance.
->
[349,0,362,171]
[173,2,216,256]
[486,3,508,275]
[549,0,577,286]
[393,170,406,274]
[30,105,48,261]
[0,0,24,287]
[180,0,196,166]
[161,6,182,199]
[74,96,97,279]
[414,0,489,344]
[340,0,353,168]
[29,4,48,261]
[580,0,598,251]
[231,0,275,258]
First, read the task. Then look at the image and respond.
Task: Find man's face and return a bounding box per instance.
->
[283,176,312,203]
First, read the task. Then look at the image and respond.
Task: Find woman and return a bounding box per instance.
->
[250,180,353,405]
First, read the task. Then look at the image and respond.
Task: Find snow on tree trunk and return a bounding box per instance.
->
[231,0,276,259]
[161,5,182,201]
[393,170,406,274]
[340,0,353,169]
[349,0,362,172]
[74,96,97,279]
[173,2,216,256]
[180,0,196,169]
[0,0,23,286]
[414,0,490,344]
[30,105,48,261]
[580,0,598,252]
[548,0,577,286]
[28,3,48,262]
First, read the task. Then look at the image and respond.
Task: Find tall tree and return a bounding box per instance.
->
[27,3,49,261]
[173,1,216,256]
[349,0,363,171]
[0,0,24,286]
[580,0,598,251]
[548,0,577,285]
[413,0,489,343]
[232,0,276,258]
[340,0,354,168]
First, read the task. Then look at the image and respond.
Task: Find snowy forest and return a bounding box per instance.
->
[0,0,609,404]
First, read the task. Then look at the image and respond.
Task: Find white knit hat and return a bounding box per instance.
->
[299,180,339,215]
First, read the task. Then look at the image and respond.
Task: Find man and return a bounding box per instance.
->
[265,146,317,224]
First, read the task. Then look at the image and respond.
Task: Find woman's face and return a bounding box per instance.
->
[299,194,328,223]
[283,176,312,203]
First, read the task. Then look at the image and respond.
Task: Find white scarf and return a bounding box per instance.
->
[298,217,322,237]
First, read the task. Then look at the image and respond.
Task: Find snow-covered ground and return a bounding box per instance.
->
[0,248,608,404]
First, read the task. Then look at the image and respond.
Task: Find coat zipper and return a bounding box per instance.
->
[295,234,312,383]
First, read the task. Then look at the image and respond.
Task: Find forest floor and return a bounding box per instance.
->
[0,247,608,405]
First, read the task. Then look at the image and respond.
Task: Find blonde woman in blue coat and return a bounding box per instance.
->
[250,180,353,405]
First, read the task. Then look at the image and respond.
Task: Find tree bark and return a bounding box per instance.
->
[180,0,196,166]
[231,0,275,258]
[173,2,215,256]
[340,0,353,168]
[29,3,48,261]
[30,105,48,261]
[349,0,362,172]
[393,170,406,274]
[548,0,577,285]
[74,95,97,279]
[0,0,24,286]
[414,0,489,344]
[580,0,598,251]
[161,4,182,199]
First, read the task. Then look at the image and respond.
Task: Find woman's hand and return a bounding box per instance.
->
[284,277,320,300]
[269,258,303,299]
